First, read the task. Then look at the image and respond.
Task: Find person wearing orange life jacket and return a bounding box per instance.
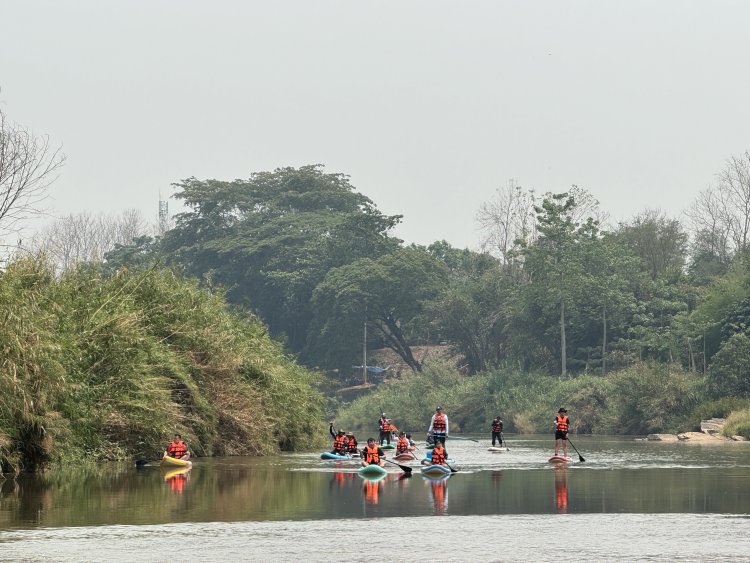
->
[361,438,385,467]
[428,405,449,445]
[164,434,190,460]
[429,442,449,465]
[378,413,392,446]
[491,416,504,447]
[395,431,411,454]
[345,432,359,456]
[329,423,349,456]
[554,407,570,457]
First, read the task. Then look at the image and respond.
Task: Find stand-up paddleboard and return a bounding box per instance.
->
[420,464,452,477]
[488,447,506,452]
[380,444,396,450]
[548,455,572,463]
[320,452,352,460]
[394,452,416,461]
[358,464,387,477]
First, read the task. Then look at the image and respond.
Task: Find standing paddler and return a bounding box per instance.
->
[427,405,449,445]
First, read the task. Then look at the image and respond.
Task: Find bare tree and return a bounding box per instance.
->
[685,151,750,262]
[0,108,65,238]
[717,151,750,251]
[29,209,151,272]
[477,180,537,266]
[684,187,732,260]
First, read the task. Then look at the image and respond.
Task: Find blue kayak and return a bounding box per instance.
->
[358,464,387,477]
[420,464,452,477]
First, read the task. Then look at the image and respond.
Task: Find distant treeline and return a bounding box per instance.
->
[15,157,750,463]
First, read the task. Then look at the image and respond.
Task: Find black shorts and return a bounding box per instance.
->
[555,430,568,440]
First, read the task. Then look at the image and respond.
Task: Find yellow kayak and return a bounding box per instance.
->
[161,455,192,468]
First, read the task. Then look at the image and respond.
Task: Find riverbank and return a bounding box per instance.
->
[644,418,748,442]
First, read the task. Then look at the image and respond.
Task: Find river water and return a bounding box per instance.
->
[1,435,748,561]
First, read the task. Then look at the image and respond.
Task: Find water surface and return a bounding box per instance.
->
[1,435,748,561]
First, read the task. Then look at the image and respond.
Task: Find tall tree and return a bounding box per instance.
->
[518,192,602,378]
[307,247,449,372]
[161,165,402,354]
[615,209,688,281]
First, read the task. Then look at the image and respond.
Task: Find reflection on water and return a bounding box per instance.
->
[0,435,748,530]
[2,514,749,562]
[161,467,191,495]
[554,466,568,514]
[426,475,449,515]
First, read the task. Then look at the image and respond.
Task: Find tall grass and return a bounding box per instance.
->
[0,257,326,473]
[723,408,750,438]
[334,360,707,437]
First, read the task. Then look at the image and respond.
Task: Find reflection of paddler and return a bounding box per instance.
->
[331,471,354,487]
[363,477,382,504]
[162,467,190,494]
[429,477,448,515]
[554,466,568,514]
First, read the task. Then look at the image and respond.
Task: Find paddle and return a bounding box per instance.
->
[501,432,509,451]
[566,438,585,462]
[446,435,480,443]
[383,458,413,474]
[445,462,458,473]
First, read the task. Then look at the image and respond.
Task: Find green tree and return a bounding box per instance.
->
[160,165,402,355]
[614,209,688,281]
[708,333,750,397]
[307,247,449,372]
[518,192,602,377]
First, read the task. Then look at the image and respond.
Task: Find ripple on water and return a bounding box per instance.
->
[1,514,748,562]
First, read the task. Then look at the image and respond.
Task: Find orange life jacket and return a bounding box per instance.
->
[333,434,348,452]
[346,437,358,453]
[379,418,391,432]
[167,440,188,459]
[432,413,447,432]
[363,444,381,465]
[396,437,409,454]
[431,446,447,465]
[492,420,502,432]
[555,415,569,432]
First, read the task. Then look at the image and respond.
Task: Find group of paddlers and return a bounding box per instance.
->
[329,405,452,468]
[329,404,572,463]
[329,423,418,467]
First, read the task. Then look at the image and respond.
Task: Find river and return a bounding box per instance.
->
[1,435,748,561]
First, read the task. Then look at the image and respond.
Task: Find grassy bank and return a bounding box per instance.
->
[332,360,742,438]
[0,257,326,473]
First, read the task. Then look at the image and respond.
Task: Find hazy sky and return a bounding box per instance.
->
[2,1,750,250]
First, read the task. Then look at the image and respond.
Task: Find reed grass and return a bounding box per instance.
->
[0,256,326,473]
